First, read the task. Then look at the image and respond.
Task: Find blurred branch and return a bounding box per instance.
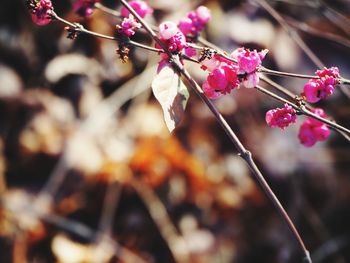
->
[97,182,122,238]
[42,213,149,263]
[318,0,350,37]
[312,235,349,263]
[284,17,350,48]
[131,179,191,263]
[255,0,324,68]
[94,2,122,18]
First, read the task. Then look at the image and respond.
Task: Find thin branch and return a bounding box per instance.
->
[255,0,325,69]
[120,1,312,262]
[259,67,316,79]
[254,0,350,101]
[97,182,122,238]
[131,179,190,263]
[260,67,350,86]
[260,75,299,99]
[50,11,163,53]
[285,17,350,48]
[94,2,122,18]
[318,0,350,36]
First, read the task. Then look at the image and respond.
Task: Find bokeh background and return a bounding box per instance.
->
[0,0,350,262]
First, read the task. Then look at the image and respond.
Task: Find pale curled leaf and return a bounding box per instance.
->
[151,65,189,132]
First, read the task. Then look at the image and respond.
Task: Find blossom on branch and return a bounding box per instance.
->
[265,104,297,129]
[302,67,340,103]
[27,0,53,26]
[231,48,268,88]
[117,15,141,37]
[298,108,330,147]
[178,6,211,37]
[158,22,187,54]
[120,0,153,19]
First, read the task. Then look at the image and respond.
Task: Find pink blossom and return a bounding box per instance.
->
[30,0,53,26]
[178,6,211,36]
[119,15,141,37]
[167,32,187,52]
[203,64,239,99]
[302,67,340,103]
[196,6,211,23]
[298,122,330,147]
[120,0,153,19]
[242,73,259,88]
[200,57,219,72]
[298,108,330,147]
[316,67,340,79]
[73,0,99,17]
[178,17,194,36]
[158,22,187,53]
[184,47,197,57]
[159,22,178,40]
[265,104,297,129]
[303,77,337,103]
[303,79,321,103]
[202,80,221,99]
[231,48,268,74]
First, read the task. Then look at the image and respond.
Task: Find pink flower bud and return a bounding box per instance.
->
[120,0,153,19]
[30,0,53,26]
[242,73,259,88]
[298,108,330,147]
[178,17,193,35]
[196,6,211,23]
[298,122,317,147]
[202,80,221,99]
[177,6,211,36]
[307,108,326,126]
[119,15,141,37]
[159,22,178,40]
[303,77,336,103]
[265,104,297,129]
[231,48,268,75]
[315,67,340,79]
[303,79,321,103]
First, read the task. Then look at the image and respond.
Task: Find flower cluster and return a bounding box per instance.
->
[158,22,187,54]
[120,0,153,19]
[117,15,141,37]
[265,104,331,147]
[298,108,330,147]
[73,0,99,17]
[265,104,297,129]
[27,0,53,26]
[201,48,268,98]
[178,6,211,37]
[231,48,268,89]
[302,67,340,103]
[202,64,240,99]
[118,0,153,37]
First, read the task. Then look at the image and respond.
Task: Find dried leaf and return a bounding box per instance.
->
[151,65,189,132]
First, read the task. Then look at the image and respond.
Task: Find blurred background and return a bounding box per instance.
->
[0,0,350,262]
